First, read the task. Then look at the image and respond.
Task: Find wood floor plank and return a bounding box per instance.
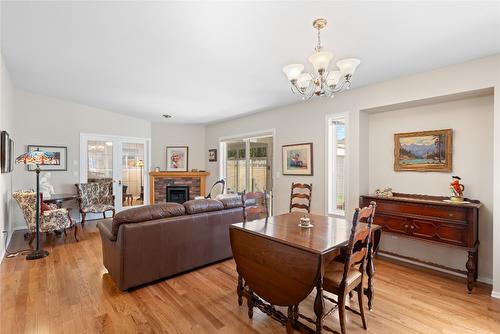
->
[1,222,500,334]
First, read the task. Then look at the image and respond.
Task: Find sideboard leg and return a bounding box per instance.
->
[466,250,476,294]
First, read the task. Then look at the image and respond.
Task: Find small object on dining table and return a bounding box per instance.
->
[298,214,313,228]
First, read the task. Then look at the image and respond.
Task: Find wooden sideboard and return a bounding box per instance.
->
[360,193,481,293]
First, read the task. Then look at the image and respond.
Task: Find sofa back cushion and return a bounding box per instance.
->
[183,199,224,214]
[112,202,185,237]
[218,195,243,209]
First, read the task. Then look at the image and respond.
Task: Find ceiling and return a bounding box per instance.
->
[1,1,499,124]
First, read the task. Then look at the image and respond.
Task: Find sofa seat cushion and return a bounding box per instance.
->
[111,202,185,237]
[218,195,243,209]
[184,199,224,214]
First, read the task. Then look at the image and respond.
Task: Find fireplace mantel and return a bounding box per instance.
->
[149,171,209,204]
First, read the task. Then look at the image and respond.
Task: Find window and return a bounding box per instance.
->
[327,114,347,216]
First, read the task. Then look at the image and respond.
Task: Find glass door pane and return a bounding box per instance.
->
[225,140,246,194]
[121,142,145,208]
[249,136,273,192]
[87,140,113,183]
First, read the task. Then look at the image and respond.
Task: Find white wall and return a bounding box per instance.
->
[368,95,494,280]
[0,53,15,260]
[11,90,151,227]
[151,122,206,171]
[206,54,500,291]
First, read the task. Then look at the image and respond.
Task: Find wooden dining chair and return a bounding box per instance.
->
[242,190,269,222]
[322,202,376,334]
[289,182,312,213]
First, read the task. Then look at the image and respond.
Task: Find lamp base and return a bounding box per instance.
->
[26,249,49,260]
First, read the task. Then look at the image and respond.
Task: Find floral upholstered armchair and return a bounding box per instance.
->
[12,190,77,246]
[75,182,115,225]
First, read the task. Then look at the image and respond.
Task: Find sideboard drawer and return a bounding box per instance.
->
[376,201,467,222]
[375,214,410,235]
[411,219,468,247]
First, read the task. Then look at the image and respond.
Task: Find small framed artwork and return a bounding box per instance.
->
[166,146,189,171]
[208,149,217,162]
[282,143,313,176]
[27,145,68,171]
[1,131,10,173]
[394,129,452,172]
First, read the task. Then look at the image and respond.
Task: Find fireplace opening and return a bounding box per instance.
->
[166,186,190,204]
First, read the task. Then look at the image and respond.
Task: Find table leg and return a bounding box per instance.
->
[286,306,294,334]
[314,277,324,333]
[247,287,254,319]
[237,274,243,306]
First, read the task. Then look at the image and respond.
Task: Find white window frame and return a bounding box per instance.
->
[325,112,349,217]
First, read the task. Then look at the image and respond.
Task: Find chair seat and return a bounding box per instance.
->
[82,204,114,213]
[323,261,362,290]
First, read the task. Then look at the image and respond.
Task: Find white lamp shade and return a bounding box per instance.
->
[308,51,333,72]
[282,64,304,81]
[336,58,361,76]
[297,73,312,89]
[326,70,341,86]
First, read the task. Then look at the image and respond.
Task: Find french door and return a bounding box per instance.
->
[80,134,150,213]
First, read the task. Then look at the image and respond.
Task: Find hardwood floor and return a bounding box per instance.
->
[1,221,499,334]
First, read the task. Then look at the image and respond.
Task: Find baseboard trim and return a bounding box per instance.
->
[491,291,500,299]
[377,251,492,285]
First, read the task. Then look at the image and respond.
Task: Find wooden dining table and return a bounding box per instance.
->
[229,212,382,333]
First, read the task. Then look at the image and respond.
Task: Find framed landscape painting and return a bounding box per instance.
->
[282,143,313,176]
[166,146,188,171]
[27,145,67,171]
[394,129,452,172]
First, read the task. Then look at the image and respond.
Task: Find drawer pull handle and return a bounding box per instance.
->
[410,225,415,229]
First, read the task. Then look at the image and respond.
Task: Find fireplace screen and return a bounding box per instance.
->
[166,186,190,204]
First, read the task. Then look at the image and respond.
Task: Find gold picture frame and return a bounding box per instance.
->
[394,129,452,172]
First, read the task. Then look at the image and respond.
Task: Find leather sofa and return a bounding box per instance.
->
[97,197,243,290]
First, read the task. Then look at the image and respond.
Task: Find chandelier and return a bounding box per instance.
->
[282,18,360,100]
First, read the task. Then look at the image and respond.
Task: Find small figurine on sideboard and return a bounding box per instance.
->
[450,175,465,202]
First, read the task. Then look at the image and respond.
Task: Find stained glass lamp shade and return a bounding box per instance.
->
[15,150,58,260]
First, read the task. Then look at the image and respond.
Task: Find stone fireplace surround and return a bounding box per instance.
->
[149,171,209,204]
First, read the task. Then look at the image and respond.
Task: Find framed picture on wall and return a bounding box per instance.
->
[27,145,68,171]
[394,129,453,172]
[8,138,14,172]
[282,143,313,176]
[166,146,189,171]
[208,149,217,162]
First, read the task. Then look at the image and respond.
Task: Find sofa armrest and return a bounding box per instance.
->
[97,219,116,241]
